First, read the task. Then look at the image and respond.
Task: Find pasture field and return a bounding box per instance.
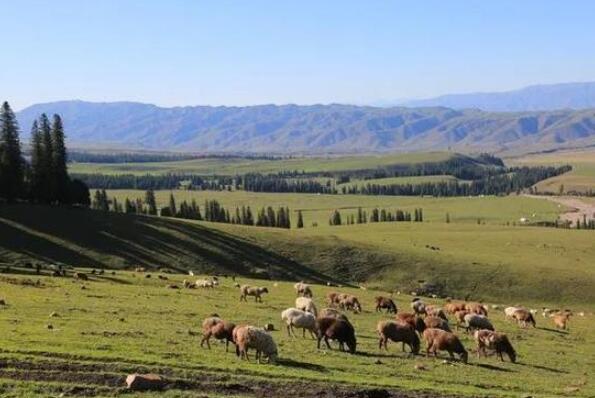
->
[0,271,593,397]
[68,152,454,176]
[509,149,595,193]
[106,189,564,227]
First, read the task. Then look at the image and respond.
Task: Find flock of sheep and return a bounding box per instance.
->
[198,280,576,365]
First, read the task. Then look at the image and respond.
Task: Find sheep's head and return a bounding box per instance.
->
[347,336,357,354]
[459,350,468,364]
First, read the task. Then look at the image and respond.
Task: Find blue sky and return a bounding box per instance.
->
[3,1,595,110]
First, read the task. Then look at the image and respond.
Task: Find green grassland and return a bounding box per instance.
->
[509,149,595,193]
[0,271,593,397]
[1,202,594,305]
[106,189,563,227]
[68,152,454,176]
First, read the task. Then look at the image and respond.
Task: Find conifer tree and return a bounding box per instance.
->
[51,114,69,203]
[297,210,304,228]
[145,189,157,215]
[168,193,177,216]
[29,120,44,201]
[39,114,55,202]
[0,102,24,201]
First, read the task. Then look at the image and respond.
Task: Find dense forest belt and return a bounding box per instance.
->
[1,204,594,304]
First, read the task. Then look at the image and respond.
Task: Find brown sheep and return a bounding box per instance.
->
[395,312,424,332]
[424,315,452,332]
[200,317,236,352]
[375,296,397,314]
[340,295,362,313]
[239,285,269,302]
[233,325,278,364]
[444,301,467,315]
[73,272,88,281]
[423,328,468,363]
[512,309,536,328]
[454,309,470,330]
[474,329,516,363]
[319,307,350,323]
[326,292,339,307]
[552,312,571,330]
[316,317,356,353]
[466,302,488,316]
[425,305,448,321]
[377,320,420,355]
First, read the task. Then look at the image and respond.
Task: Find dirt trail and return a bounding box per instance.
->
[526,195,595,224]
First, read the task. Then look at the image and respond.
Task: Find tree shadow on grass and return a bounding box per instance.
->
[537,326,569,335]
[0,204,344,284]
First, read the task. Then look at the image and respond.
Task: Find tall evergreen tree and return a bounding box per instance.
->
[51,114,69,203]
[0,102,24,201]
[168,193,177,216]
[38,114,55,203]
[297,210,304,228]
[145,189,157,215]
[28,120,44,201]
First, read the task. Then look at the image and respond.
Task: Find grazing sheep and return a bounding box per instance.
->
[552,312,571,330]
[395,312,424,331]
[316,317,357,354]
[423,328,468,363]
[512,309,536,328]
[464,313,494,332]
[318,308,350,323]
[453,310,470,330]
[542,307,559,318]
[340,295,362,313]
[295,297,318,316]
[504,306,524,320]
[444,301,467,315]
[425,305,448,321]
[375,296,397,314]
[233,326,278,364]
[196,279,215,288]
[73,272,88,281]
[200,317,236,352]
[424,315,452,332]
[377,320,420,354]
[474,329,516,363]
[239,285,269,302]
[466,302,488,316]
[294,282,313,298]
[281,308,317,338]
[326,292,345,307]
[410,298,426,316]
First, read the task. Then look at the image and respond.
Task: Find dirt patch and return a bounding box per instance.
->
[0,358,466,398]
[526,195,595,224]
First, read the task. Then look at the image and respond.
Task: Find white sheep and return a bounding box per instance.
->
[196,279,215,288]
[504,306,524,320]
[294,282,313,298]
[295,297,318,316]
[281,308,317,338]
[233,325,278,364]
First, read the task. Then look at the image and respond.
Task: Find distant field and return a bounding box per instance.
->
[0,270,593,397]
[106,189,563,227]
[338,175,460,189]
[508,149,595,193]
[69,152,454,176]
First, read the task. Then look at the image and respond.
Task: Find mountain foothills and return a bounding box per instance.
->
[17,99,595,154]
[401,81,595,112]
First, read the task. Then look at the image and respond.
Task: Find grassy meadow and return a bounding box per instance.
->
[69,152,453,176]
[509,149,595,193]
[0,270,593,397]
[106,189,563,227]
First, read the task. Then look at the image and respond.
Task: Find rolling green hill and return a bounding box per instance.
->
[1,203,593,305]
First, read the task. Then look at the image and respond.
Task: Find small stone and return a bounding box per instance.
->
[0,299,6,306]
[125,373,166,391]
[47,324,53,330]
[49,312,59,317]
[374,359,382,365]
[414,364,426,371]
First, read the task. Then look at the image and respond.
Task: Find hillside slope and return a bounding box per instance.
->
[17,101,595,154]
[1,204,594,304]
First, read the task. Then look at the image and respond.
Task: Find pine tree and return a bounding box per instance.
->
[0,102,24,201]
[51,114,69,203]
[29,120,44,201]
[168,193,177,216]
[297,210,304,228]
[245,206,254,225]
[145,189,157,215]
[38,114,55,203]
[357,207,364,224]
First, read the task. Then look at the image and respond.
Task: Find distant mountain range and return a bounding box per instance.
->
[400,82,595,112]
[16,99,595,154]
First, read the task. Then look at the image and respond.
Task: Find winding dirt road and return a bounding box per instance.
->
[526,195,595,224]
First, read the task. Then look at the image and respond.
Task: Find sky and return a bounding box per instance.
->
[2,0,595,110]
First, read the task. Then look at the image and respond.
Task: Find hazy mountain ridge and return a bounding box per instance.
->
[16,100,595,154]
[401,82,595,112]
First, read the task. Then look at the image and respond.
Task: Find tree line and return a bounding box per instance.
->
[0,102,89,205]
[72,173,236,191]
[329,207,423,226]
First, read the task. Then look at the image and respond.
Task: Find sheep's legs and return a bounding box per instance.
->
[324,336,332,349]
[302,328,306,338]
